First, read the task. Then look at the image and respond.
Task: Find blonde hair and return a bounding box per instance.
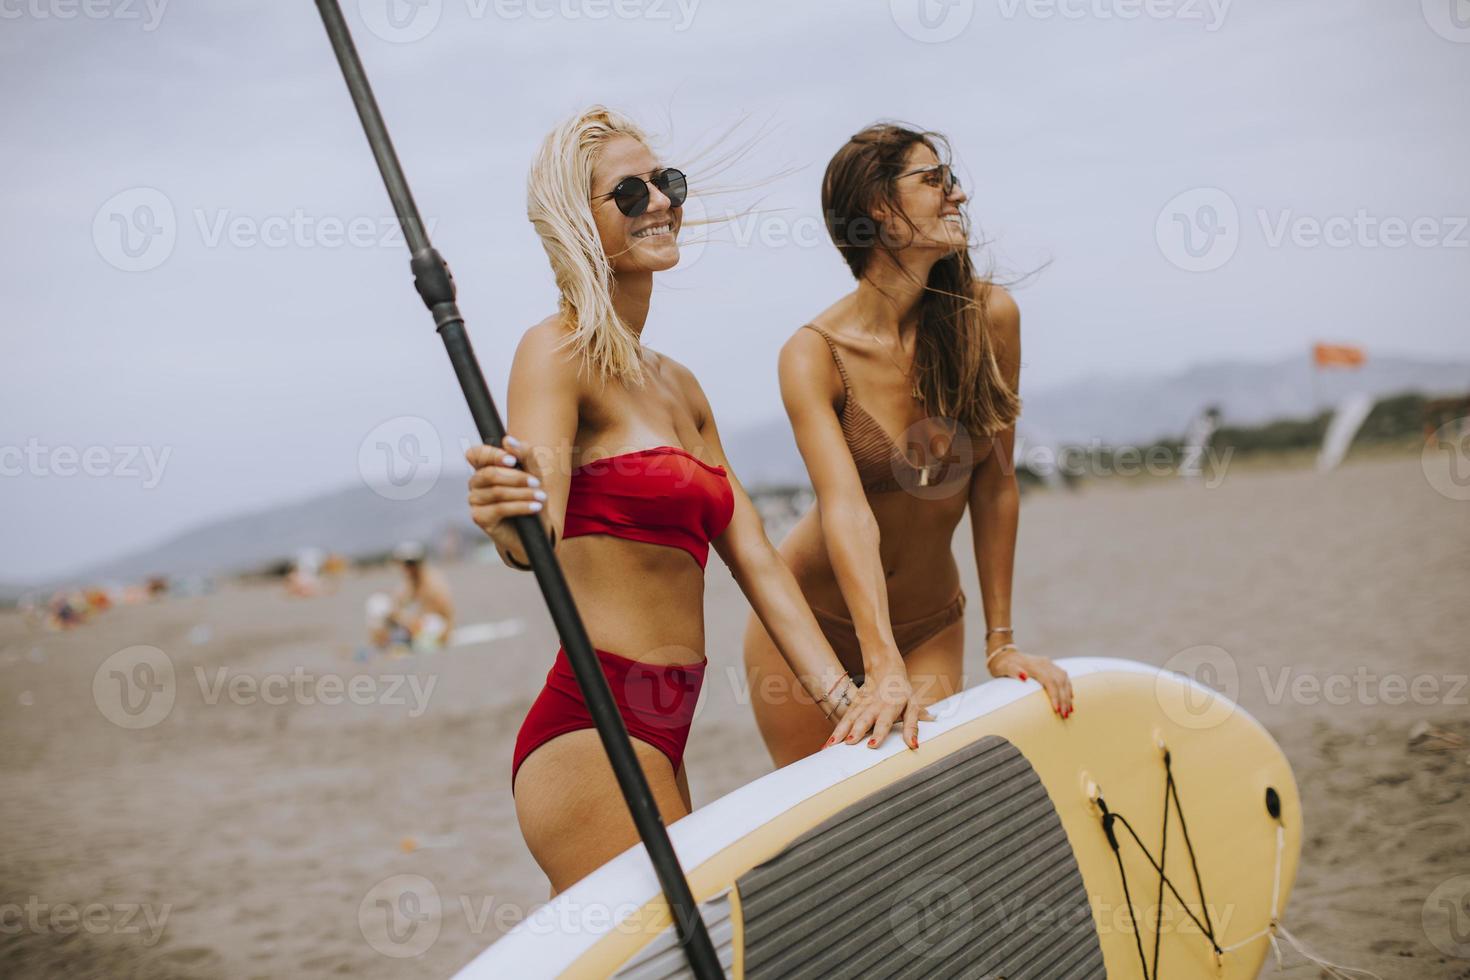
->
[527,105,652,386]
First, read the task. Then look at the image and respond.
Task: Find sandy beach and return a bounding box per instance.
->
[1,452,1466,979]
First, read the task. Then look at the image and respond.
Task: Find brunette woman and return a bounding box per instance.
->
[743,123,1076,768]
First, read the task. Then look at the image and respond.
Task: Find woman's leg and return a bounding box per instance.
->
[896,612,966,712]
[514,730,690,896]
[675,764,692,813]
[742,610,834,768]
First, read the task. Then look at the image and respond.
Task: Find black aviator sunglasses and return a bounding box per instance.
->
[591,167,689,217]
[896,163,961,195]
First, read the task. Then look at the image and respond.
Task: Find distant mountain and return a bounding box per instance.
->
[1019,353,1470,447]
[14,477,478,596]
[15,352,1465,594]
[719,351,1470,482]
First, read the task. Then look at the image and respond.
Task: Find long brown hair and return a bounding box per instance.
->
[821,123,1020,437]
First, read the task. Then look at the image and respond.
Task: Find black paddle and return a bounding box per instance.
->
[312,4,722,975]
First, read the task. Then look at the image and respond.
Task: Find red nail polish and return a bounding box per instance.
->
[868,739,877,748]
[1019,671,1027,681]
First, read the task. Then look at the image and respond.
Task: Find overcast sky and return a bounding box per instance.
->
[3,0,1467,583]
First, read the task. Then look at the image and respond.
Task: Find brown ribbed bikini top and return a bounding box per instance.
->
[801,323,976,496]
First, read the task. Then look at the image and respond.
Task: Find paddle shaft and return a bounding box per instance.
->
[312,5,722,975]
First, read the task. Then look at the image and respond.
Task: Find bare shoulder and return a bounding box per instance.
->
[512,313,585,388]
[976,281,1021,378]
[779,323,840,377]
[425,565,453,594]
[979,282,1020,347]
[658,352,700,394]
[778,323,843,408]
[655,352,713,419]
[517,313,581,367]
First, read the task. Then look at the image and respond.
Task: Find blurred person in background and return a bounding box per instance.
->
[363,541,455,656]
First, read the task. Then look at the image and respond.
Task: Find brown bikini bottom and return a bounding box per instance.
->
[810,589,966,681]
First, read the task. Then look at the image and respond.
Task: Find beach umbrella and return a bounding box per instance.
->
[311,4,722,975]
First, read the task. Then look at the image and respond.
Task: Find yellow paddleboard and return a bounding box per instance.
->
[456,657,1300,978]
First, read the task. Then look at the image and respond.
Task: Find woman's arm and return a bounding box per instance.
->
[672,357,928,750]
[968,288,1074,718]
[713,506,857,735]
[465,317,580,567]
[775,330,932,746]
[778,331,906,668]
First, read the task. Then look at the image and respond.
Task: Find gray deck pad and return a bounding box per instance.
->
[614,886,738,980]
[737,735,1105,980]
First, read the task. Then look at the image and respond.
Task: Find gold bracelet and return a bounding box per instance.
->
[986,642,1018,665]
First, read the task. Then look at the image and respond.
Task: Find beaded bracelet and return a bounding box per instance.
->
[817,674,855,719]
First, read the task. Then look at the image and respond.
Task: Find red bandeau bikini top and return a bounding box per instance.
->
[562,446,735,569]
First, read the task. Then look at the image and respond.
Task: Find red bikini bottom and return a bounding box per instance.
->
[511,645,706,791]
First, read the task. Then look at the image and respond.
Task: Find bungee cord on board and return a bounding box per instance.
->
[1093,743,1382,980]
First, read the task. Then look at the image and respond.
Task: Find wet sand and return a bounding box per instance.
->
[1,453,1466,979]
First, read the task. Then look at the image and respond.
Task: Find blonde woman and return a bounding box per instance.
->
[743,123,1076,768]
[464,107,929,894]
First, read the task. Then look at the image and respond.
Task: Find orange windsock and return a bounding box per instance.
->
[1313,343,1366,368]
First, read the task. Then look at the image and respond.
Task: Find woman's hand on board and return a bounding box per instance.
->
[824,658,936,751]
[988,646,1074,718]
